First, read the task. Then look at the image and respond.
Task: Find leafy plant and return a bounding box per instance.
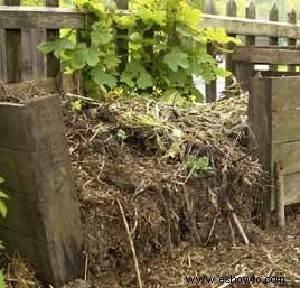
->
[38,0,240,101]
[0,176,8,288]
[186,155,209,176]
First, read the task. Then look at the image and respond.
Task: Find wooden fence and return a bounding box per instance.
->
[1,0,300,100]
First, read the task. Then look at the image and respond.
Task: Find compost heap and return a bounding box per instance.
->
[61,93,274,286]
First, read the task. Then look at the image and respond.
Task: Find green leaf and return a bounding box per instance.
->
[137,71,152,89]
[163,48,189,72]
[91,68,117,88]
[38,38,75,55]
[138,8,166,26]
[0,270,5,288]
[91,22,113,46]
[120,73,134,87]
[0,201,7,218]
[86,48,99,67]
[0,177,4,184]
[103,54,120,69]
[72,100,83,112]
[115,15,136,28]
[0,191,8,199]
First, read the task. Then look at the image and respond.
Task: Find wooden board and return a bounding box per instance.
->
[1,8,300,38]
[273,141,300,175]
[0,95,83,287]
[233,46,300,65]
[283,173,300,205]
[271,76,300,111]
[272,110,300,144]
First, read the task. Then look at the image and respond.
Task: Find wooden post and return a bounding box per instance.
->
[204,0,217,102]
[46,0,60,77]
[115,0,129,72]
[0,95,83,287]
[3,0,21,83]
[225,0,237,87]
[269,3,279,71]
[275,161,285,227]
[288,9,297,72]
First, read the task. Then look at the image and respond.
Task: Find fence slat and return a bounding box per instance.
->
[245,0,256,46]
[204,0,217,102]
[115,0,129,72]
[4,0,21,83]
[225,0,237,86]
[288,9,297,72]
[46,0,60,77]
[0,29,7,83]
[21,28,47,81]
[269,3,279,71]
[234,0,255,92]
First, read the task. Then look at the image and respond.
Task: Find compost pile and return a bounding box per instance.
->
[61,93,274,286]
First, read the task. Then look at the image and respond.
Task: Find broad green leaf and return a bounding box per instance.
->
[38,38,75,55]
[138,8,166,26]
[91,68,117,88]
[86,48,99,67]
[115,15,137,28]
[120,73,135,87]
[163,48,189,72]
[91,22,113,46]
[0,177,3,184]
[103,54,120,68]
[137,71,152,89]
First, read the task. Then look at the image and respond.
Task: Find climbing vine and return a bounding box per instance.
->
[39,0,240,101]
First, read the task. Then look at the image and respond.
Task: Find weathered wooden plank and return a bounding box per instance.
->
[0,95,83,287]
[4,0,21,83]
[225,0,236,86]
[245,0,255,46]
[272,110,300,144]
[249,74,272,171]
[2,8,300,38]
[0,29,7,83]
[269,3,279,71]
[283,173,300,206]
[204,0,217,102]
[288,9,297,72]
[273,141,300,176]
[46,0,60,77]
[271,76,300,111]
[233,46,300,65]
[21,28,47,81]
[0,7,88,29]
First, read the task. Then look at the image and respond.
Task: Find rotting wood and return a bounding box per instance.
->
[274,161,285,227]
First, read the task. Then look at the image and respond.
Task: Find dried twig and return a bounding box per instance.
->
[117,199,143,288]
[227,202,249,245]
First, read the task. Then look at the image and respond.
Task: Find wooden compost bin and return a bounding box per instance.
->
[0,95,83,287]
[249,74,300,212]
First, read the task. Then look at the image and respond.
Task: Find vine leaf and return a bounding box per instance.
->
[91,68,117,88]
[163,48,189,72]
[91,22,113,45]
